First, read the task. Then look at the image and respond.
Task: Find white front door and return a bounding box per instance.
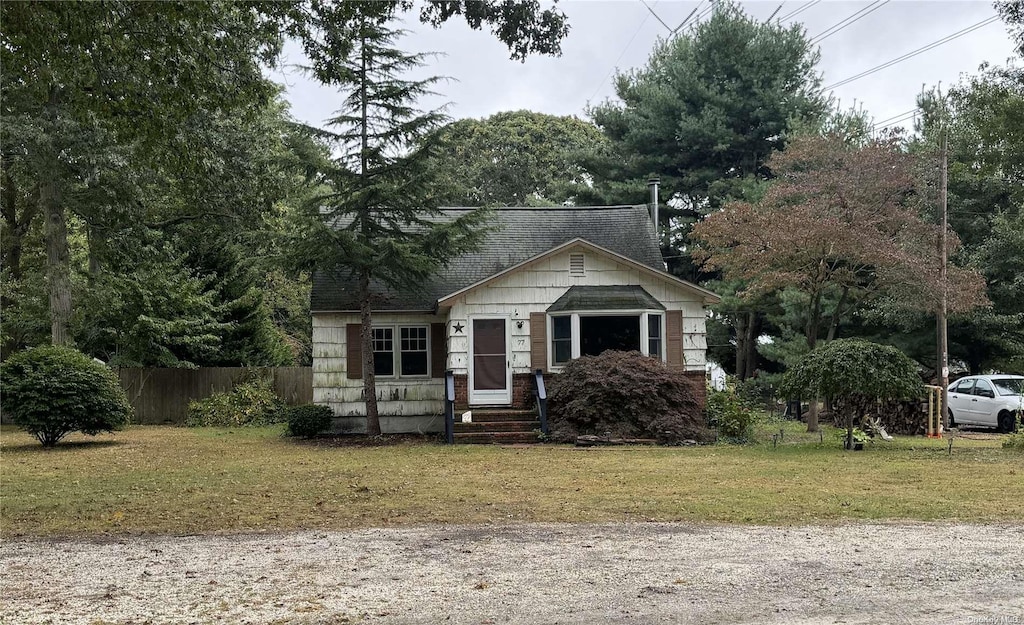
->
[469,317,511,405]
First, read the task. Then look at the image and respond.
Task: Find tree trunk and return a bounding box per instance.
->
[734,313,748,380]
[43,172,71,346]
[742,311,758,379]
[359,269,381,437]
[804,289,823,432]
[826,286,849,342]
[1,159,25,282]
[806,290,821,351]
[87,223,102,280]
[39,85,72,346]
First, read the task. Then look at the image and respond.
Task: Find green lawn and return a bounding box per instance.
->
[1,423,1021,537]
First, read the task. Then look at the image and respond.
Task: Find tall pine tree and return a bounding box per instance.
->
[289,17,489,436]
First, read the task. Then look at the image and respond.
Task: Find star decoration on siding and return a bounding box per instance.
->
[453,322,464,334]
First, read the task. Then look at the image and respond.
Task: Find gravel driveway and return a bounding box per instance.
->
[2,523,1022,624]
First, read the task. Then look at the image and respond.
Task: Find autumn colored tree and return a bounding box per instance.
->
[692,133,987,431]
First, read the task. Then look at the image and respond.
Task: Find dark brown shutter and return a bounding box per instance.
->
[346,324,362,379]
[666,310,683,370]
[530,312,547,373]
[430,322,446,378]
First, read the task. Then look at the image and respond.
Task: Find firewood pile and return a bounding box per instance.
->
[828,399,928,435]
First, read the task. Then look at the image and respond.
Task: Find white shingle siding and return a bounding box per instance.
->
[312,312,445,418]
[445,244,708,374]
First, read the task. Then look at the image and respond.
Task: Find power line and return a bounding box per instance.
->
[640,0,673,33]
[672,0,707,35]
[873,110,919,131]
[809,0,890,44]
[586,8,653,106]
[778,0,820,22]
[688,2,716,31]
[767,2,785,22]
[824,16,1000,90]
[872,107,918,126]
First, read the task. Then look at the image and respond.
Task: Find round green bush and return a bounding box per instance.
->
[547,350,714,444]
[285,404,334,438]
[0,345,132,446]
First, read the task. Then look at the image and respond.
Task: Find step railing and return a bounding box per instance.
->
[444,370,456,444]
[533,368,549,436]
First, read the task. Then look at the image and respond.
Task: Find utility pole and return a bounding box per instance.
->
[938,124,950,432]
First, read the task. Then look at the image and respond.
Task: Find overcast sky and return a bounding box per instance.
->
[269,0,1018,134]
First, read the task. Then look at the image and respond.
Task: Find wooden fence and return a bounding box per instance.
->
[116,367,312,425]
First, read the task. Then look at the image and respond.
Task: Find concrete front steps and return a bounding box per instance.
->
[453,409,541,444]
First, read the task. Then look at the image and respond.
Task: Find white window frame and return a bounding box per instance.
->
[547,310,666,372]
[370,324,431,379]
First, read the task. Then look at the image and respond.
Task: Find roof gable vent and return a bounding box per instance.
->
[569,253,585,277]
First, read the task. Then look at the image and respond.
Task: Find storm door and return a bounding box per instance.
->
[469,317,511,405]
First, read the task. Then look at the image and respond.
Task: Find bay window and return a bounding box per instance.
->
[548,311,665,369]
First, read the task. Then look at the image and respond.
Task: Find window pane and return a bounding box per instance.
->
[372,328,394,376]
[580,315,640,357]
[398,326,428,376]
[373,351,394,376]
[553,340,571,365]
[372,327,393,352]
[401,351,428,376]
[993,378,1024,396]
[473,319,505,354]
[648,314,661,338]
[955,379,974,393]
[552,315,571,340]
[401,327,427,351]
[649,338,662,358]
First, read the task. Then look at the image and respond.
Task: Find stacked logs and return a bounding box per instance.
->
[828,399,928,435]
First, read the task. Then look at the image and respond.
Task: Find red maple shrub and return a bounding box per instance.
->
[547,350,713,444]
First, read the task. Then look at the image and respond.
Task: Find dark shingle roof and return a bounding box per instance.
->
[311,205,664,312]
[547,285,665,312]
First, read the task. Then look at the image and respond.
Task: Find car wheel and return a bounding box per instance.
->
[948,409,957,428]
[997,411,1017,434]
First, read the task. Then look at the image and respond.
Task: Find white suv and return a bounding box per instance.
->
[947,375,1024,432]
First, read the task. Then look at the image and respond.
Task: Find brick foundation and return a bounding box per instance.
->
[453,373,536,410]
[453,370,707,411]
[681,370,708,410]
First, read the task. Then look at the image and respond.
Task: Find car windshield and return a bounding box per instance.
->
[992,378,1024,396]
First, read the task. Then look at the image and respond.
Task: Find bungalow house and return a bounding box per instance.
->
[311,204,721,440]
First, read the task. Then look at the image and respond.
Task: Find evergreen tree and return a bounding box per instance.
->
[583,1,825,280]
[288,17,489,436]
